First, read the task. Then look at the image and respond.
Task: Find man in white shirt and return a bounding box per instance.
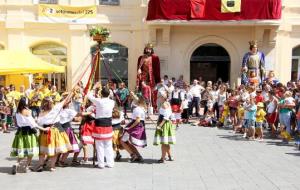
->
[189,79,204,117]
[87,83,115,169]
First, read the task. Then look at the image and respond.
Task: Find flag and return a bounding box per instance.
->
[190,0,206,18]
[221,0,241,13]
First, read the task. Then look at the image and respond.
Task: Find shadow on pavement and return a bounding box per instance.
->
[285,152,300,156]
[0,166,13,175]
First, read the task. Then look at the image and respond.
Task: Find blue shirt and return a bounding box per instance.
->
[246,104,257,121]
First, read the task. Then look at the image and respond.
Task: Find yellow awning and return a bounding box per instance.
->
[0,50,65,75]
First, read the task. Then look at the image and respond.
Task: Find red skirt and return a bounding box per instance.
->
[81,122,95,144]
[267,112,278,124]
[92,125,113,141]
[171,105,181,113]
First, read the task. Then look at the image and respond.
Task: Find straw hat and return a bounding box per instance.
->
[257,102,264,108]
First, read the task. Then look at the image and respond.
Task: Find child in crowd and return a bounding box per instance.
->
[256,102,266,141]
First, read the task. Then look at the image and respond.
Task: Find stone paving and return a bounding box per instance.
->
[1,122,300,190]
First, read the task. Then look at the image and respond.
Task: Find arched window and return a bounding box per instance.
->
[31,42,67,91]
[292,46,300,81]
[91,43,128,86]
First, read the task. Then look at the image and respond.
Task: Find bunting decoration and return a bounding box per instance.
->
[221,0,241,13]
[190,0,206,18]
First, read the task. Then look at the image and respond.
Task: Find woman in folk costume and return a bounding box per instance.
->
[32,97,72,172]
[120,97,147,163]
[112,106,125,161]
[87,83,115,169]
[10,97,50,175]
[79,99,95,163]
[170,84,184,127]
[58,93,81,166]
[154,93,176,163]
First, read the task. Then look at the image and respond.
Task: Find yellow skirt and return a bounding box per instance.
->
[112,129,122,151]
[39,128,72,156]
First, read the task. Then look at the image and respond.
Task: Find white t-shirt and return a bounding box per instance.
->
[190,84,204,98]
[218,93,227,106]
[87,91,115,119]
[210,90,219,103]
[132,106,146,121]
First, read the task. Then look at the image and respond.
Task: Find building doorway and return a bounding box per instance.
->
[190,43,230,83]
[91,43,128,86]
[292,46,300,82]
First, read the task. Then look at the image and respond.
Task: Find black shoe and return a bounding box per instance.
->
[137,156,144,163]
[115,152,122,161]
[168,156,175,161]
[12,165,17,175]
[157,159,164,163]
[129,155,139,163]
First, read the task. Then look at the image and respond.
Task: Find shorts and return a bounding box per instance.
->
[245,119,255,128]
[255,122,263,128]
[267,112,278,124]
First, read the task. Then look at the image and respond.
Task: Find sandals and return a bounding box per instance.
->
[168,156,175,161]
[57,161,68,167]
[71,160,81,166]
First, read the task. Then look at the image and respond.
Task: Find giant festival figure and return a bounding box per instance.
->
[241,40,266,86]
[136,43,161,110]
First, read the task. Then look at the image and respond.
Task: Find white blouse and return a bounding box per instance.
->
[37,103,63,126]
[159,107,172,121]
[60,108,77,124]
[132,106,146,121]
[16,112,39,129]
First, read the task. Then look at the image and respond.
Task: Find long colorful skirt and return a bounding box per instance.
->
[65,127,80,153]
[121,120,147,148]
[11,128,39,158]
[39,127,72,157]
[153,120,176,145]
[81,122,95,144]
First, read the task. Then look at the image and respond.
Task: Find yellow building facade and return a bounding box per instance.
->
[0,0,300,90]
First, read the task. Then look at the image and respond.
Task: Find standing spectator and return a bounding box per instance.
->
[46,85,61,105]
[190,80,204,117]
[73,86,83,112]
[163,75,169,86]
[278,91,295,142]
[176,75,186,90]
[0,86,9,133]
[256,102,266,141]
[116,82,130,118]
[266,91,278,137]
[29,85,44,118]
[25,83,35,99]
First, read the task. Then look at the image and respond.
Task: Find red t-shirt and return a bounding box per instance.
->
[256,95,264,103]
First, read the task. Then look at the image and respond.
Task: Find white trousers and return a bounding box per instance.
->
[95,140,114,168]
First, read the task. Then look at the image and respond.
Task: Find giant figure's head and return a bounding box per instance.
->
[144,43,154,56]
[249,40,258,54]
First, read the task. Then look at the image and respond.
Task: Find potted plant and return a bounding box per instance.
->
[89,26,110,42]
